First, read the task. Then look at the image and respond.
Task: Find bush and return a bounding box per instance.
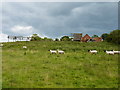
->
[92,35,98,38]
[30,34,42,41]
[43,37,53,41]
[60,36,71,41]
[106,30,120,44]
[55,38,59,41]
[101,33,109,40]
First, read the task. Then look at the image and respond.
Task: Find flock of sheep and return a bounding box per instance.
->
[22,46,65,54]
[88,50,120,55]
[49,49,65,54]
[49,49,120,55]
[0,44,120,55]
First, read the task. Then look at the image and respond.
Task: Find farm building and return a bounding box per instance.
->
[7,36,31,42]
[81,34,103,42]
[81,34,92,42]
[72,33,82,41]
[92,37,103,42]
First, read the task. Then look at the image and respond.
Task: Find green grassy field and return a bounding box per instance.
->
[2,41,119,88]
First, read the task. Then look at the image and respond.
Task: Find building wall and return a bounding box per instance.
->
[93,37,103,42]
[81,34,92,42]
[72,33,82,41]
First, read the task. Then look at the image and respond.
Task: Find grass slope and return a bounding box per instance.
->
[2,41,119,88]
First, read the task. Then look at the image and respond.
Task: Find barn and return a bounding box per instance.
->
[81,34,103,42]
[81,34,92,42]
[92,37,103,42]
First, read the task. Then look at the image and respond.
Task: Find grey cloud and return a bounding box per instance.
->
[2,2,118,38]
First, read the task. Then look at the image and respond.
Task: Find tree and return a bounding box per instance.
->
[43,37,48,41]
[13,36,17,42]
[43,37,53,41]
[8,36,9,42]
[106,30,120,44]
[55,38,59,41]
[101,33,109,40]
[30,34,42,41]
[92,35,98,38]
[60,36,71,41]
[48,38,53,41]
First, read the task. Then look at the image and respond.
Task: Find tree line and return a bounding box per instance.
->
[31,29,120,44]
[31,34,53,41]
[30,34,99,41]
[101,30,120,44]
[30,34,72,41]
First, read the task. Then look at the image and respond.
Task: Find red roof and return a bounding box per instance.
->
[81,34,92,42]
[93,37,103,42]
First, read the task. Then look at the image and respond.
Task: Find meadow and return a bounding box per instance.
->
[2,41,119,88]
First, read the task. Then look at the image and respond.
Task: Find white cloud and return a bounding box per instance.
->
[0,33,8,42]
[11,25,33,35]
[71,7,83,15]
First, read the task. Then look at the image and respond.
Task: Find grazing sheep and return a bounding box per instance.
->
[23,46,27,49]
[105,50,114,55]
[49,50,57,54]
[89,50,97,54]
[57,49,65,54]
[0,44,3,47]
[113,50,120,54]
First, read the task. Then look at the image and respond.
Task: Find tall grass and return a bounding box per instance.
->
[2,41,119,88]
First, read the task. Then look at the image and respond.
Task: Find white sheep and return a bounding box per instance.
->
[0,44,3,47]
[57,50,65,54]
[89,50,97,54]
[23,46,27,49]
[113,50,120,54]
[105,50,114,55]
[49,50,57,54]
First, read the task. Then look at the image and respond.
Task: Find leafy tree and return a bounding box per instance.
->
[31,34,42,41]
[43,37,48,41]
[8,36,9,42]
[48,38,53,41]
[92,35,98,38]
[60,36,71,41]
[55,38,59,41]
[106,30,120,44]
[106,34,112,42]
[101,33,109,40]
[43,37,53,41]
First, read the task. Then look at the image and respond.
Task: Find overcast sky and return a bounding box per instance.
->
[1,2,118,42]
